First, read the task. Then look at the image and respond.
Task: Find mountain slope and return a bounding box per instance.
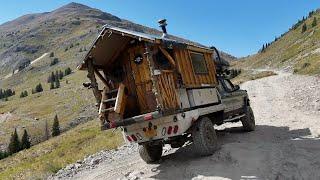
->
[237,9,320,75]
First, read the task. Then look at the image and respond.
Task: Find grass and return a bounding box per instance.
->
[231,70,277,85]
[0,120,123,180]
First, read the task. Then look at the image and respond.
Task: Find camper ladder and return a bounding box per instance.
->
[99,83,127,129]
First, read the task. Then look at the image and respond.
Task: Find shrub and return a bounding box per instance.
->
[301,23,307,33]
[50,58,59,66]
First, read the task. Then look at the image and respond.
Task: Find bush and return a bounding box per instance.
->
[312,17,317,27]
[49,52,54,57]
[301,23,307,33]
[20,91,28,98]
[65,67,72,76]
[50,58,59,66]
[0,151,9,160]
[35,83,43,93]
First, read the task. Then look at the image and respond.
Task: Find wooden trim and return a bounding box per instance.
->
[158,46,176,68]
[188,50,209,75]
[114,83,127,116]
[94,68,110,88]
[187,45,213,53]
[87,59,102,103]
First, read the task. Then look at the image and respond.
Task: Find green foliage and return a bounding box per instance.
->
[0,88,15,99]
[64,67,72,76]
[59,70,64,80]
[49,52,54,57]
[52,115,60,137]
[20,91,28,98]
[0,151,9,160]
[8,129,21,154]
[312,17,317,27]
[21,129,31,150]
[50,58,59,66]
[35,83,43,93]
[301,23,307,33]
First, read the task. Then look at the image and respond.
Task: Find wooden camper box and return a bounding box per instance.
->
[78,25,218,129]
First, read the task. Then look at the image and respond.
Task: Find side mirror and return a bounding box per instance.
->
[234,85,240,91]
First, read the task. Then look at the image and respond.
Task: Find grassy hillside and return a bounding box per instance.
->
[236,9,320,75]
[0,120,123,180]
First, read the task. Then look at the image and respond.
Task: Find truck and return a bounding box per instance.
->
[78,19,255,163]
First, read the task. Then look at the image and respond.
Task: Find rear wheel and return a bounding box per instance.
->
[192,117,219,156]
[138,143,163,163]
[241,106,255,131]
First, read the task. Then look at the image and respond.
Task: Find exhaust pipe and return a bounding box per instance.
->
[158,19,168,38]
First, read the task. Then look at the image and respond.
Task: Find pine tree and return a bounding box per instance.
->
[8,128,21,154]
[50,81,55,89]
[49,52,54,57]
[312,17,317,27]
[35,83,43,92]
[59,70,64,79]
[52,115,60,137]
[55,78,60,88]
[21,129,31,150]
[24,91,28,97]
[302,23,307,33]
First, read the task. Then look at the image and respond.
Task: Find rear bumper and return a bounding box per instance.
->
[122,104,225,143]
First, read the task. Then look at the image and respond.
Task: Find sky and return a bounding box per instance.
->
[0,1,320,57]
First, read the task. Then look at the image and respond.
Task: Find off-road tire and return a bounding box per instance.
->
[138,144,163,163]
[192,117,219,156]
[241,106,255,131]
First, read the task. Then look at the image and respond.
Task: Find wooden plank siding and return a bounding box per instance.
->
[174,48,217,88]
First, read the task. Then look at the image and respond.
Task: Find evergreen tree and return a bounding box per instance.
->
[52,115,60,137]
[50,81,55,89]
[8,129,21,154]
[20,91,25,98]
[35,83,43,92]
[302,23,307,33]
[49,52,54,57]
[51,72,55,82]
[65,67,72,75]
[312,17,317,27]
[21,129,31,150]
[55,78,60,88]
[59,70,64,79]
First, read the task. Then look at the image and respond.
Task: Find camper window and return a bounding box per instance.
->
[190,52,208,74]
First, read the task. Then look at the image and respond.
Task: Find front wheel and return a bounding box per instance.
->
[138,143,163,163]
[192,117,219,156]
[241,106,255,131]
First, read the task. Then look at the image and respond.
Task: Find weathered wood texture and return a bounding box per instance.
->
[174,48,217,88]
[155,70,179,110]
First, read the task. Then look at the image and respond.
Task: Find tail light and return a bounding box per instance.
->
[131,134,137,141]
[126,136,132,142]
[167,126,173,135]
[144,114,153,121]
[173,125,179,134]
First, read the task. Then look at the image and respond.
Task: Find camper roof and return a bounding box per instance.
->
[78,25,213,70]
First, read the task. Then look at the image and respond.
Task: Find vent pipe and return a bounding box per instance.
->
[158,19,168,38]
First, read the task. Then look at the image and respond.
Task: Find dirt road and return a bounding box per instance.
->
[53,72,320,180]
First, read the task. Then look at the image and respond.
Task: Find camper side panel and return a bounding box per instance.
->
[174,48,217,88]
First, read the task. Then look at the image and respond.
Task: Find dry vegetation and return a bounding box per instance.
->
[0,121,123,179]
[231,70,277,85]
